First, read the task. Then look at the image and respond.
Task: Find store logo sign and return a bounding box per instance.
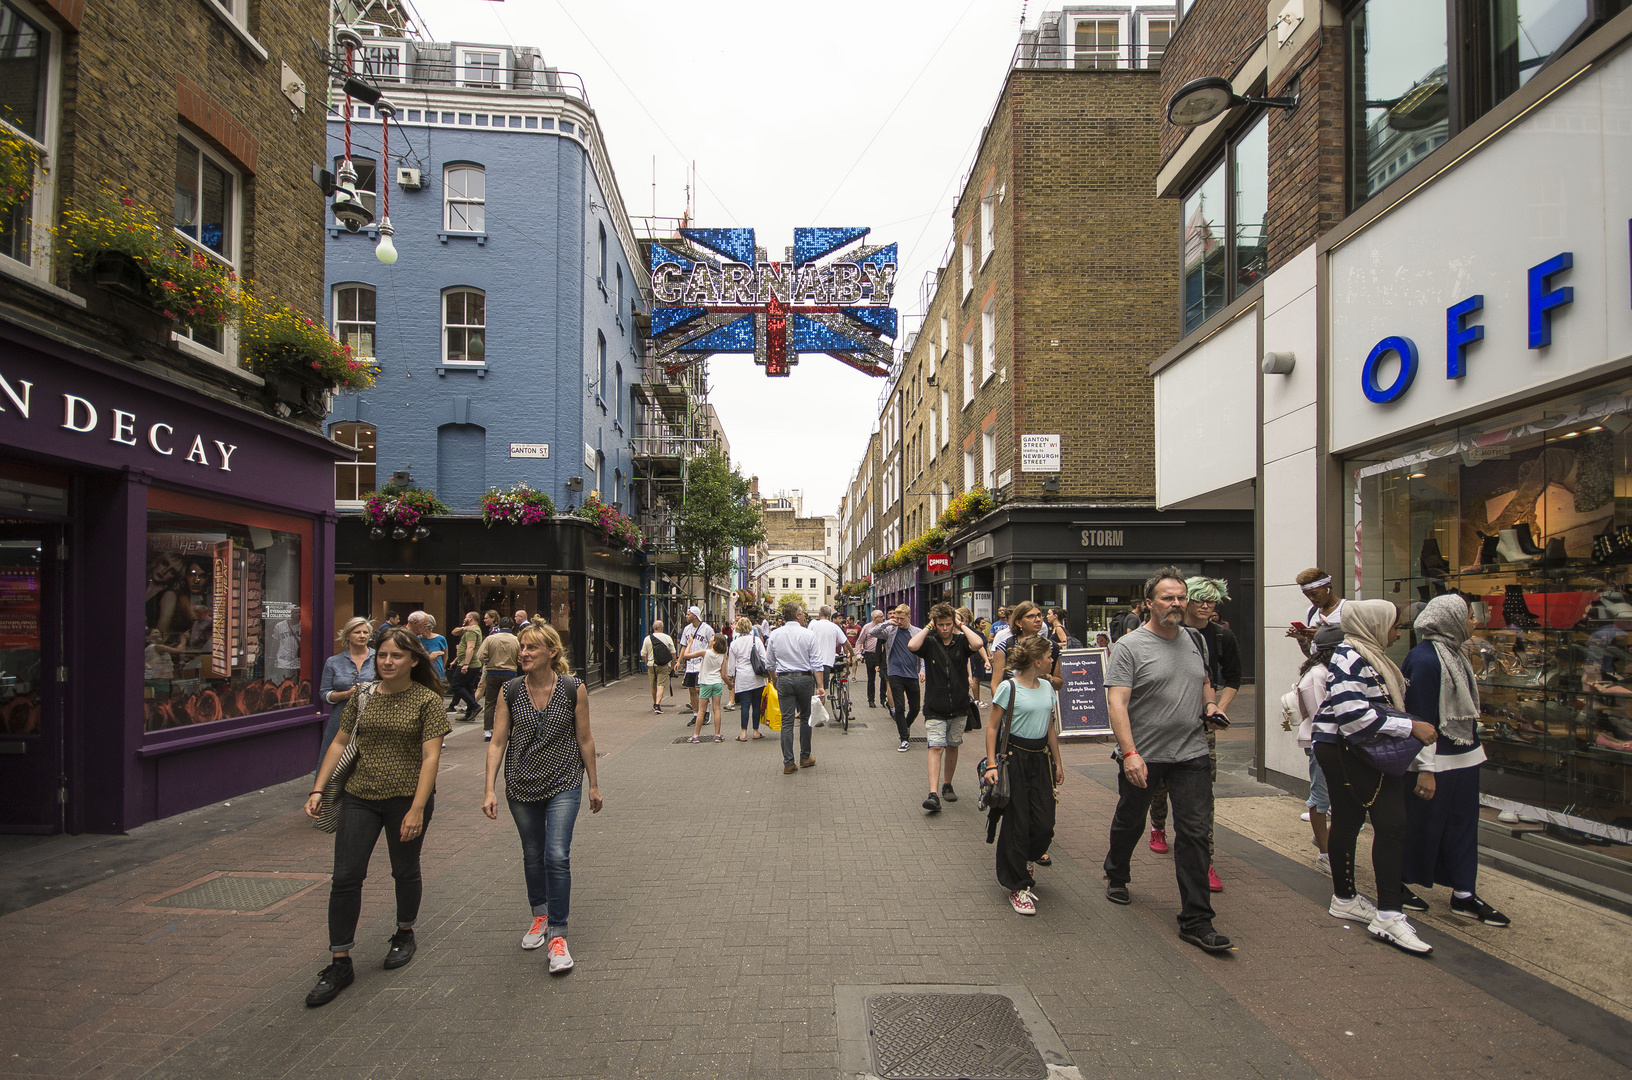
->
[0,370,238,470]
[1362,250,1576,404]
[926,553,951,572]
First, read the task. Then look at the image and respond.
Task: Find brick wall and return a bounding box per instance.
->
[1157,0,1263,168]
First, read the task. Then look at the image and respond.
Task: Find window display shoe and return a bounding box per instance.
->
[1596,731,1632,752]
[1148,828,1169,854]
[546,936,574,974]
[1367,913,1433,955]
[522,915,549,950]
[304,958,354,1007]
[1009,888,1037,916]
[1496,529,1531,564]
[1450,894,1511,927]
[1329,893,1378,921]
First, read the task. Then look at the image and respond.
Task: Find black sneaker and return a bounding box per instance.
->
[1179,926,1234,953]
[1450,894,1511,927]
[1105,882,1131,905]
[1400,889,1429,913]
[383,929,416,969]
[922,791,941,812]
[941,782,958,802]
[304,958,354,1007]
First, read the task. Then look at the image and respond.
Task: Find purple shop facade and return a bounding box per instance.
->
[0,319,342,834]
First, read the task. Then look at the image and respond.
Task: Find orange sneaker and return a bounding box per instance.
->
[521,915,548,950]
[547,935,574,974]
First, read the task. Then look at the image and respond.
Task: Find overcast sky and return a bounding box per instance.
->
[406,0,1028,517]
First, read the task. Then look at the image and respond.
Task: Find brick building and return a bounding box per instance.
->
[1152,0,1632,881]
[845,2,1253,653]
[0,0,341,833]
[753,489,839,615]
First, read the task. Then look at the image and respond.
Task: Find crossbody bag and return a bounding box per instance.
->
[313,680,378,833]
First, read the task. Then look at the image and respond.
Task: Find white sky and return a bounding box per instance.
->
[407,0,1028,517]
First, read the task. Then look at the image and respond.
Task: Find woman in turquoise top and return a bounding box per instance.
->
[983,634,1064,916]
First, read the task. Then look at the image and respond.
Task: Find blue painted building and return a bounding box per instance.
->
[321,33,648,684]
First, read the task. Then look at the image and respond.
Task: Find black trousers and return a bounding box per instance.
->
[1103,754,1215,933]
[994,738,1055,891]
[328,792,434,952]
[1314,741,1407,912]
[888,675,920,740]
[864,652,884,705]
[447,664,479,716]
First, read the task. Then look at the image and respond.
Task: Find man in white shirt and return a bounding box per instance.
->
[808,606,851,727]
[640,619,677,715]
[766,601,826,774]
[677,606,714,720]
[1288,567,1344,657]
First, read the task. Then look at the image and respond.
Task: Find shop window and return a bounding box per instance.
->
[1032,562,1068,579]
[143,495,310,734]
[443,287,486,364]
[1348,379,1632,847]
[0,2,50,269]
[1180,113,1266,336]
[333,156,376,224]
[332,421,377,504]
[444,164,485,232]
[334,284,376,361]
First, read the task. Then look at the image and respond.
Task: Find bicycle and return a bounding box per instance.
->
[828,662,853,733]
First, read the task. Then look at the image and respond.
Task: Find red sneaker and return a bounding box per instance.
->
[1148,828,1169,854]
[1207,866,1223,892]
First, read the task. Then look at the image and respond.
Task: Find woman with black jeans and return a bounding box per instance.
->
[982,634,1064,916]
[483,622,603,975]
[303,629,450,1006]
[1311,599,1439,955]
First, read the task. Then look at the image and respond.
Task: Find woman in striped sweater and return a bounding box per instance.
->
[1313,599,1439,955]
[1400,595,1510,927]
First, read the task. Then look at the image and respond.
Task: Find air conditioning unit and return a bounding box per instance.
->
[396,167,422,190]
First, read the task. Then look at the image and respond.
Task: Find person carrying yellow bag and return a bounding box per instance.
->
[762,679,782,732]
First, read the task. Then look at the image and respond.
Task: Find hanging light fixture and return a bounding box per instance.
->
[375,100,398,264]
[331,29,375,233]
[434,576,443,585]
[376,575,386,584]
[423,575,431,585]
[392,526,408,540]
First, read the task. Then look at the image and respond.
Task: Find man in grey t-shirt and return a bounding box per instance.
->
[1101,567,1233,954]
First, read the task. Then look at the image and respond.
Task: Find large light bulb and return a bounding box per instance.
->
[375,217,398,264]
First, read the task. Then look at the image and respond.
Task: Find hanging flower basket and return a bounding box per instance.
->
[363,488,449,537]
[576,493,643,551]
[87,250,153,300]
[239,289,374,393]
[481,482,556,527]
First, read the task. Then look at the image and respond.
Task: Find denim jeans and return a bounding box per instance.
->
[739,687,763,731]
[328,792,434,952]
[1103,755,1215,933]
[888,675,920,741]
[508,786,583,937]
[777,673,814,766]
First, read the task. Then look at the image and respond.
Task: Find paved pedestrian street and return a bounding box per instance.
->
[3,678,1630,1080]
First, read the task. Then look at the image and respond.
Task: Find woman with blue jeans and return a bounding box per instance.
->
[724,616,766,740]
[482,622,603,974]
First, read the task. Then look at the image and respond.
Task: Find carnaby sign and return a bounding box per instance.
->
[649,227,898,378]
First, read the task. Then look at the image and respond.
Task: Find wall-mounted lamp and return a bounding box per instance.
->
[376,575,386,584]
[1167,76,1298,127]
[1261,350,1296,375]
[423,575,431,585]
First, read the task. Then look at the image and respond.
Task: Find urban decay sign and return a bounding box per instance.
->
[649,227,898,378]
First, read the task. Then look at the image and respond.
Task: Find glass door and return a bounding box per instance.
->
[0,526,62,833]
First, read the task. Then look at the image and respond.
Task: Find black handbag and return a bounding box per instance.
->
[313,681,376,833]
[977,708,1011,811]
[965,697,982,732]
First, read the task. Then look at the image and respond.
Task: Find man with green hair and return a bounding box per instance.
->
[1146,576,1241,894]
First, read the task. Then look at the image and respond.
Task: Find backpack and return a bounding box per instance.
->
[649,635,673,667]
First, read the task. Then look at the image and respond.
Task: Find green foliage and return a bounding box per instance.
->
[675,447,765,586]
[775,592,805,613]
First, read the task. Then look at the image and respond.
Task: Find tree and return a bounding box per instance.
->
[674,446,764,599]
[775,592,805,613]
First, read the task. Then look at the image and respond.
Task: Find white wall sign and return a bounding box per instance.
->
[583,442,597,469]
[1020,434,1060,472]
[509,443,550,459]
[996,468,1013,488]
[971,590,993,620]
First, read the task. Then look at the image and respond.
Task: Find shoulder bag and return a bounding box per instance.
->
[749,636,769,678]
[977,684,1012,812]
[1347,705,1426,776]
[313,680,378,833]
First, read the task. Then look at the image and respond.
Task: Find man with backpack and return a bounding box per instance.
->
[641,619,677,715]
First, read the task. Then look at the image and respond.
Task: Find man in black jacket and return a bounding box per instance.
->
[909,603,987,813]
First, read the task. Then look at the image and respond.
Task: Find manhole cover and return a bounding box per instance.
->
[149,874,317,912]
[866,993,1048,1080]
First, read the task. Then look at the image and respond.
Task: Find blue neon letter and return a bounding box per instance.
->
[1528,252,1574,348]
[1362,336,1419,403]
[1447,295,1484,379]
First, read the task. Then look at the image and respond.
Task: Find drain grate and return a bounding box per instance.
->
[149,874,317,912]
[866,993,1048,1080]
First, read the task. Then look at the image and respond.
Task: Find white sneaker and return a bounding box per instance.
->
[897,741,910,752]
[521,915,548,950]
[1009,889,1037,916]
[1315,852,1331,874]
[547,936,574,973]
[1300,810,1312,822]
[1329,893,1378,921]
[1497,810,1520,823]
[1368,913,1433,954]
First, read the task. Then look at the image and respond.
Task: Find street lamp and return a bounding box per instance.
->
[1166,75,1298,127]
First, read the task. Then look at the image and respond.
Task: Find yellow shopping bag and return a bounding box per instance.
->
[762,681,782,731]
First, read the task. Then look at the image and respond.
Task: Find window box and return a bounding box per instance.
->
[86,249,151,301]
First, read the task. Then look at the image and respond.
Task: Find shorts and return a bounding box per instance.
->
[699,682,724,699]
[683,671,699,688]
[924,712,967,748]
[648,665,666,688]
[1306,747,1331,814]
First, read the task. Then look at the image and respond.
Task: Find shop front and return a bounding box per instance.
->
[334,516,641,687]
[947,505,1254,661]
[874,563,922,623]
[1327,44,1632,849]
[0,325,341,835]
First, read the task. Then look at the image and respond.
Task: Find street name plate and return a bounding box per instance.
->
[509,443,550,458]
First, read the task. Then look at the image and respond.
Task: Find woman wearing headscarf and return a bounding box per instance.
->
[1399,595,1510,926]
[1313,599,1440,955]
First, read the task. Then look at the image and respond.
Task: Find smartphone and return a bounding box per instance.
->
[1289,621,1309,631]
[1204,712,1231,728]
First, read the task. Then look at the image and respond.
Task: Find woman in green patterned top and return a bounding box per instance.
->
[303,628,450,1008]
